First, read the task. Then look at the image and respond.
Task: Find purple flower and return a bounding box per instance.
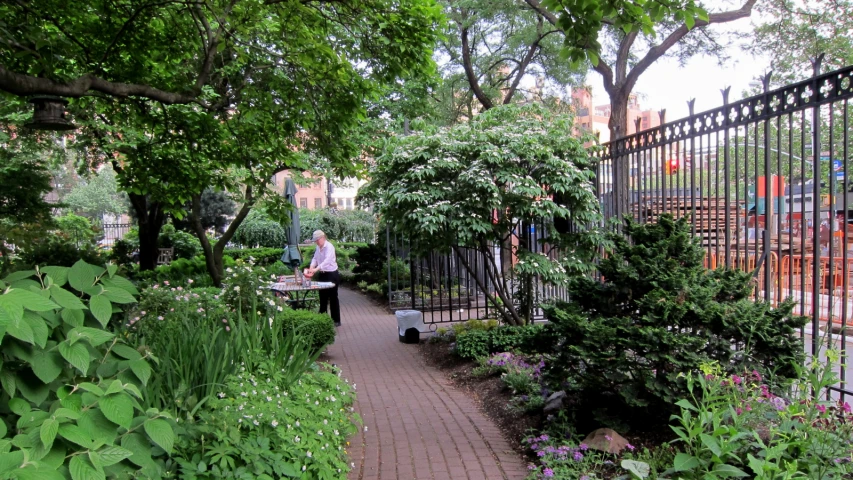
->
[579,443,588,451]
[543,468,554,477]
[573,451,584,461]
[539,434,549,441]
[626,443,635,451]
[537,451,546,457]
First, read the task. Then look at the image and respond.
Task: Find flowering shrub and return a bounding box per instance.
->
[173,362,360,478]
[524,434,630,479]
[220,258,281,317]
[669,357,853,478]
[474,352,546,412]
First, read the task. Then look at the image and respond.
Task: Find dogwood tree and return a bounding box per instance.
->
[360,104,605,325]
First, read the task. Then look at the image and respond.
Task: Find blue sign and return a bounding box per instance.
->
[834,160,844,180]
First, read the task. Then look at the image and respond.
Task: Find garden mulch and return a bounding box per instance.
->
[323,288,528,480]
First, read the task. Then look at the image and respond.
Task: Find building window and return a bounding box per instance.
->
[300,198,307,208]
[314,198,322,209]
[346,198,353,210]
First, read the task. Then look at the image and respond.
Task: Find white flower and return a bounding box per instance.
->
[334,430,339,436]
[317,430,323,436]
[302,466,306,472]
[218,392,226,398]
[364,426,368,432]
[295,436,301,443]
[234,286,240,292]
[306,451,312,458]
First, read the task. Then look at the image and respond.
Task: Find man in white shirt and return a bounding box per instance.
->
[304,230,341,326]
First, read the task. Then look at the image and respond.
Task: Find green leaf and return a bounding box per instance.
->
[59,341,90,374]
[23,311,48,348]
[110,344,142,360]
[58,424,96,449]
[38,443,65,470]
[68,260,96,293]
[713,464,750,477]
[30,350,64,384]
[621,459,650,479]
[77,383,104,396]
[101,275,138,296]
[143,418,174,454]
[700,433,722,457]
[3,270,36,283]
[106,264,118,278]
[61,308,85,327]
[14,466,66,480]
[129,358,152,386]
[40,267,69,287]
[2,289,59,312]
[121,433,152,467]
[68,327,114,347]
[103,379,124,396]
[101,287,136,305]
[88,295,112,328]
[0,418,5,439]
[70,455,105,480]
[8,398,30,416]
[674,399,696,411]
[0,451,24,474]
[673,453,701,472]
[78,409,117,445]
[40,418,58,449]
[0,370,16,397]
[49,285,87,310]
[100,394,133,429]
[95,445,133,467]
[2,304,32,344]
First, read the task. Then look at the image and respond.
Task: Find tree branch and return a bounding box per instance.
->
[460,22,494,110]
[523,0,559,27]
[624,0,759,92]
[0,65,202,105]
[503,16,544,105]
[615,31,638,85]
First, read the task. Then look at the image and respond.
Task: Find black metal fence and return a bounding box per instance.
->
[599,58,853,400]
[385,220,568,326]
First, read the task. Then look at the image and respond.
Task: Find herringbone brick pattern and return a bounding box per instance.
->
[324,288,527,480]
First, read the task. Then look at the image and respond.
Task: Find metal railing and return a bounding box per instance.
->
[598,58,853,400]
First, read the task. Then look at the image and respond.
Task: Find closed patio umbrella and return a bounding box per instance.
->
[281,178,303,269]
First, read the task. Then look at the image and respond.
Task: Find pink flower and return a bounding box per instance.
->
[222,319,228,324]
[225,326,231,332]
[842,402,851,413]
[731,375,742,385]
[153,284,159,289]
[816,404,827,414]
[736,408,743,415]
[177,286,183,291]
[188,279,194,284]
[164,281,170,285]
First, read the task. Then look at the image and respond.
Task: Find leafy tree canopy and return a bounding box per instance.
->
[63,165,127,221]
[360,104,605,324]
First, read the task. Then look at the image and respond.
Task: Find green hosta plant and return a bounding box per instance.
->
[0,260,176,478]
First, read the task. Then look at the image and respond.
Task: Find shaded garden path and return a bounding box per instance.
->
[324,288,527,480]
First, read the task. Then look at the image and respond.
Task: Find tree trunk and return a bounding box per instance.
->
[608,92,631,221]
[129,193,166,271]
[190,187,255,287]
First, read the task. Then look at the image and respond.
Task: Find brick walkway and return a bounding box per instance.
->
[324,288,528,480]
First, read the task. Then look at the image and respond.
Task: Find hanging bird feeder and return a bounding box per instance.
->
[25,96,76,131]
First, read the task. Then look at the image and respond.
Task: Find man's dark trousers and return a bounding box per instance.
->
[316,270,341,325]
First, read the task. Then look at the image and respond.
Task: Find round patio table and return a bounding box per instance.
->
[270,279,335,310]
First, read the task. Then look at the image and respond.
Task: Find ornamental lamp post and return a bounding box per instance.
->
[24,96,76,131]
